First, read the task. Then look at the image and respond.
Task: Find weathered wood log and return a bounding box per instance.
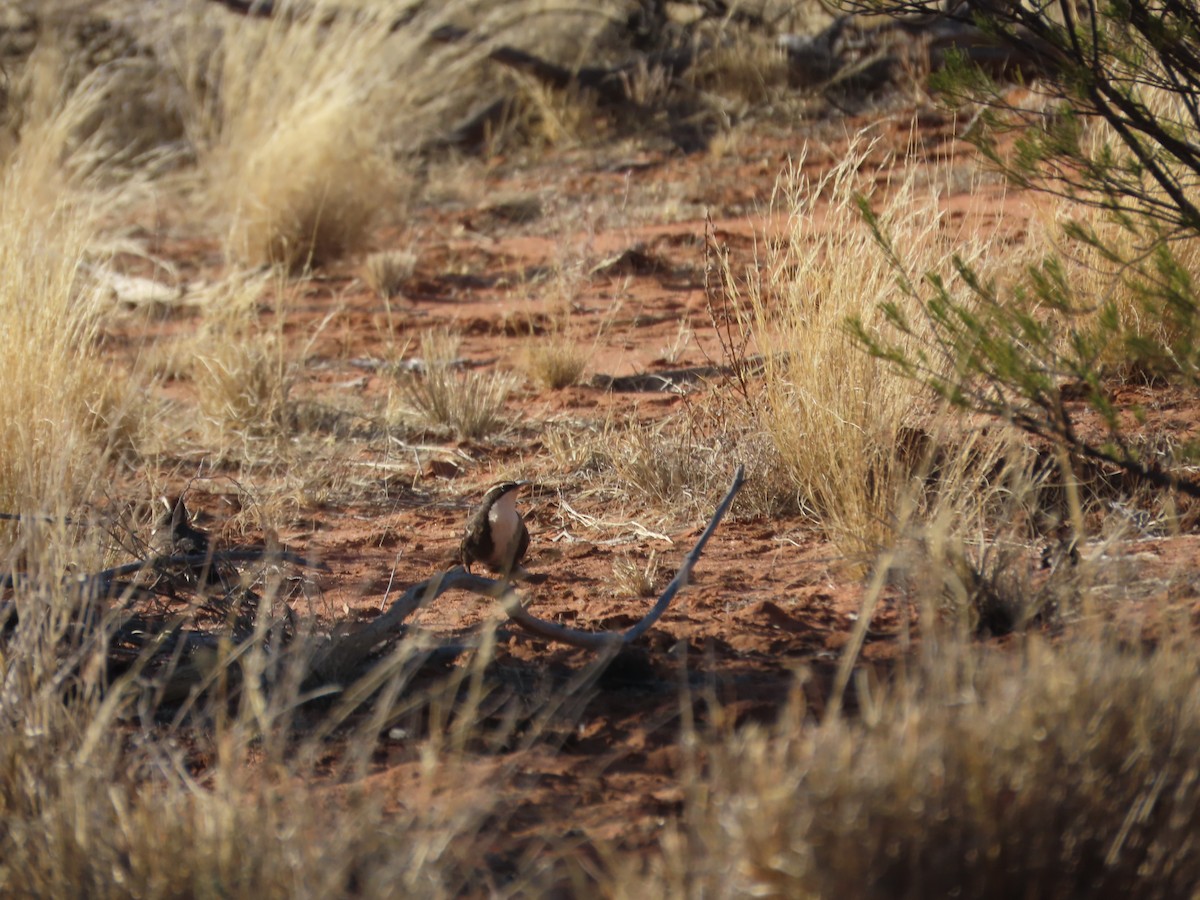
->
[3,464,744,714]
[308,465,744,680]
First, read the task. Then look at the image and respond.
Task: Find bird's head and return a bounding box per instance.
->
[159,494,187,526]
[482,480,528,505]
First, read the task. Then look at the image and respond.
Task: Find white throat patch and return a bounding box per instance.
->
[488,490,521,561]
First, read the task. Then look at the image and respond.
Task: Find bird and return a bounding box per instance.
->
[153,495,211,557]
[152,495,222,585]
[459,480,530,576]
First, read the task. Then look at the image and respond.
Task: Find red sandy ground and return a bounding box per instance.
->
[102,106,1200,876]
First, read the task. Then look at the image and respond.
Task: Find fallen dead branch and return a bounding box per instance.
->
[1,547,327,592]
[312,464,745,679]
[2,467,744,710]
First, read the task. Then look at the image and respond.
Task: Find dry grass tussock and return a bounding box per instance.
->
[181,11,402,271]
[643,636,1200,898]
[522,331,591,389]
[391,328,518,440]
[190,272,296,443]
[362,249,417,301]
[543,403,792,525]
[544,413,721,514]
[0,567,525,897]
[611,551,660,598]
[731,135,1015,554]
[177,0,622,269]
[0,77,141,533]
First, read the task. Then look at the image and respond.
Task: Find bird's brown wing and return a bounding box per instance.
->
[459,506,492,571]
[514,518,530,568]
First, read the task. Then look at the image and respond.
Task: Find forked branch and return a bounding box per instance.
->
[498,465,745,648]
[312,465,744,677]
[21,469,746,700]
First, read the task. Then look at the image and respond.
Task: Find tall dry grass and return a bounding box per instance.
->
[0,560,514,897]
[0,50,506,898]
[179,10,403,270]
[730,136,1009,554]
[640,633,1200,899]
[0,66,143,537]
[176,0,621,270]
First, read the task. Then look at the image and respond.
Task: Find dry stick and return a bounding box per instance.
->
[312,465,746,677]
[627,465,744,640]
[99,462,746,704]
[310,566,560,679]
[142,568,463,699]
[140,464,749,702]
[826,546,897,720]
